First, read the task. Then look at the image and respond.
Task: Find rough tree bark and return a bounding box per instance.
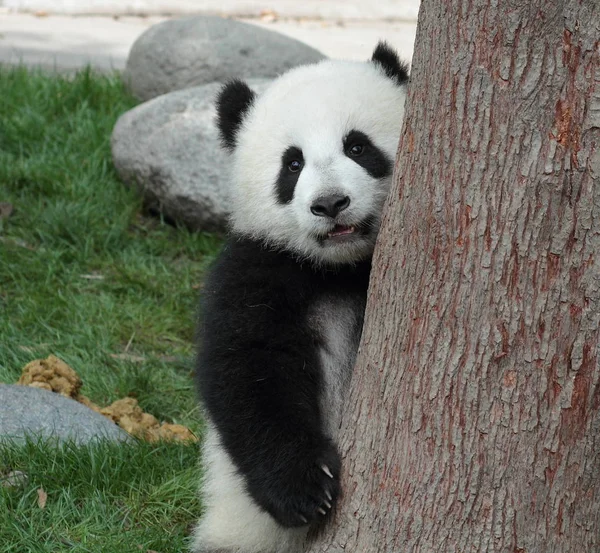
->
[309,0,600,552]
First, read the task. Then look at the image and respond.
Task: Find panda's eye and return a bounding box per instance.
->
[288,160,302,172]
[277,146,303,204]
[348,144,364,156]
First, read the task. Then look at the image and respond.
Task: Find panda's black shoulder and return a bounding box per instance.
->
[202,236,310,299]
[202,236,370,306]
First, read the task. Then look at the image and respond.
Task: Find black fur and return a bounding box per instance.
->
[196,236,370,528]
[276,146,304,204]
[216,80,256,150]
[371,41,409,86]
[344,129,392,179]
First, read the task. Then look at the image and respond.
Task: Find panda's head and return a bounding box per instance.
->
[217,42,408,266]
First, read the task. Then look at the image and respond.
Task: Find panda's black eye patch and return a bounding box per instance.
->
[343,130,391,179]
[276,146,304,204]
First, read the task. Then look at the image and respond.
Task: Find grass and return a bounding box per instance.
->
[0,66,222,551]
[0,439,201,552]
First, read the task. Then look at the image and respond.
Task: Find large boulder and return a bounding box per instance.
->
[0,385,130,445]
[124,16,325,101]
[111,80,270,232]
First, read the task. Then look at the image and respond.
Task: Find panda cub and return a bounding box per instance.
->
[193,42,408,553]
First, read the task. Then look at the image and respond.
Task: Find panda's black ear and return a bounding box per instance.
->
[371,41,409,86]
[216,80,256,151]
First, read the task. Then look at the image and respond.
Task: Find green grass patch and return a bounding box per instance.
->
[0,66,222,550]
[0,439,201,552]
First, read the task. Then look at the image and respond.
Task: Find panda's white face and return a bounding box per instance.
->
[220,52,407,266]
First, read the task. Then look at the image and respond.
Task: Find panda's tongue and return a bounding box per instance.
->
[328,225,355,238]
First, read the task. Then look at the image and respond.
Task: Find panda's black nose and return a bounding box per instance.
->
[310,195,351,219]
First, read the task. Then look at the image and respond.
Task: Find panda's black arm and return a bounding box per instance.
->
[196,238,340,528]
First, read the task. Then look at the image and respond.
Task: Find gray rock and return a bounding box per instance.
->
[0,385,130,445]
[111,80,270,232]
[1,470,29,489]
[123,16,325,101]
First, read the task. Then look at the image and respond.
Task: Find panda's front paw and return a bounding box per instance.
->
[264,442,341,528]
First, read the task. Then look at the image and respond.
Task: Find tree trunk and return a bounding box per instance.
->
[309,0,600,551]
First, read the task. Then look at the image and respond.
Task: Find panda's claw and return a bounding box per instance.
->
[321,464,334,478]
[257,442,341,528]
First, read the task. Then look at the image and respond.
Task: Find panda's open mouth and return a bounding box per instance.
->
[327,224,355,239]
[317,216,376,245]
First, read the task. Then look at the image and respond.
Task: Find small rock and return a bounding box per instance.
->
[111,80,270,232]
[1,470,29,489]
[0,202,13,219]
[123,16,324,101]
[0,385,130,445]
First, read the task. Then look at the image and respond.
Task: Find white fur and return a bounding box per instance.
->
[192,423,309,553]
[229,59,406,266]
